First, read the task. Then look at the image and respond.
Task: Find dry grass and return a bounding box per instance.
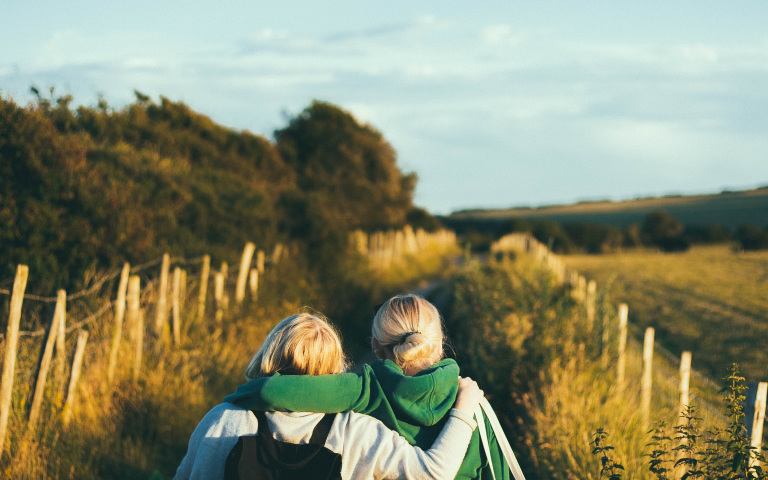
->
[563,245,768,383]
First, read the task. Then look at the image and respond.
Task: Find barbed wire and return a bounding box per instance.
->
[0,254,207,303]
[11,301,116,339]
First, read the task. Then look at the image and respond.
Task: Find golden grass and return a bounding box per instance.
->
[563,245,768,383]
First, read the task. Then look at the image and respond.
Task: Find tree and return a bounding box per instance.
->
[735,224,768,251]
[641,210,689,252]
[274,100,416,236]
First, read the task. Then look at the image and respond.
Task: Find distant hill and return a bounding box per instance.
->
[450,187,768,229]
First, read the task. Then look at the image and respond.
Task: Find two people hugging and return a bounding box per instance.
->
[175,294,524,480]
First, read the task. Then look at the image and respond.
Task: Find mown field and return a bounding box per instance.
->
[452,187,768,229]
[562,245,768,384]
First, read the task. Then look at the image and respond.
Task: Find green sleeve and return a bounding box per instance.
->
[223,367,376,413]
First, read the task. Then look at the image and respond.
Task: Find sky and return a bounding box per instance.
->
[2,1,767,215]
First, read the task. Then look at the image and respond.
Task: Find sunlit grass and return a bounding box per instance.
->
[563,245,768,382]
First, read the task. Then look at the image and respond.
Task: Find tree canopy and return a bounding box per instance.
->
[0,93,425,292]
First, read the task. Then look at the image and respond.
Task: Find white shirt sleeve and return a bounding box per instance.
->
[326,409,476,480]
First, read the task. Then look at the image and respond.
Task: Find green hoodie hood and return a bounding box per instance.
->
[369,358,459,427]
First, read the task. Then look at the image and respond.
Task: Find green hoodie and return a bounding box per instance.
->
[224,358,509,480]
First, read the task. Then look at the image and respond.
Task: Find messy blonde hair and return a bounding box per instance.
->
[372,294,444,374]
[245,313,347,380]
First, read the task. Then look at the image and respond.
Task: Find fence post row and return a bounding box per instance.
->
[0,242,279,453]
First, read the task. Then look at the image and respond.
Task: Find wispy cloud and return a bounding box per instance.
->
[3,5,767,212]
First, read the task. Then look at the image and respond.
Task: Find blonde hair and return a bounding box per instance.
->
[371,294,444,373]
[245,313,347,380]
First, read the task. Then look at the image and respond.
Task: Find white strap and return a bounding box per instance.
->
[475,404,497,480]
[475,398,526,480]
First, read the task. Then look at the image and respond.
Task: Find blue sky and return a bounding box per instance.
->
[3,1,767,214]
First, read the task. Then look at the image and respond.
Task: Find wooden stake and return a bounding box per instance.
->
[172,267,181,346]
[0,265,28,453]
[63,330,89,427]
[28,289,66,431]
[601,312,610,369]
[271,243,284,265]
[586,280,597,332]
[197,255,211,321]
[235,242,256,304]
[616,303,628,386]
[679,351,692,418]
[179,269,187,313]
[127,276,142,382]
[249,269,259,300]
[154,253,170,339]
[749,382,767,469]
[256,250,265,274]
[107,263,130,386]
[214,272,224,326]
[641,327,655,427]
[55,284,67,393]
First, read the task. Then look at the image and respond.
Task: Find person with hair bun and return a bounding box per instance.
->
[175,312,484,480]
[226,295,515,479]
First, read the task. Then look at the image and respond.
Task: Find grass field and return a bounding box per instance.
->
[562,245,768,384]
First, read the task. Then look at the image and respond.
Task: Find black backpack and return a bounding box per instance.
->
[224,411,342,480]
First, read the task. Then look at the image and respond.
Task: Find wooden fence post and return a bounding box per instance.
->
[586,280,596,333]
[256,250,265,274]
[28,289,66,431]
[172,267,182,346]
[63,330,88,427]
[679,351,692,418]
[616,303,628,386]
[601,312,610,369]
[179,269,187,313]
[197,255,211,321]
[107,263,130,386]
[642,327,655,427]
[214,272,225,327]
[154,253,170,339]
[127,276,143,382]
[249,269,259,300]
[748,382,767,469]
[55,289,67,394]
[0,265,29,453]
[236,242,256,304]
[577,276,587,303]
[271,243,284,265]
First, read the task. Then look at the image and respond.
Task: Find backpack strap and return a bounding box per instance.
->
[308,412,336,445]
[476,398,526,480]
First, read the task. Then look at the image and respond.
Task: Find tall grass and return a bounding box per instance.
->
[445,253,731,479]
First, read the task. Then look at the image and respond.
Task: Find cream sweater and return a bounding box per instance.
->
[174,402,476,480]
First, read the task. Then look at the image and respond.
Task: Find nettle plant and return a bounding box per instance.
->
[593,364,767,480]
